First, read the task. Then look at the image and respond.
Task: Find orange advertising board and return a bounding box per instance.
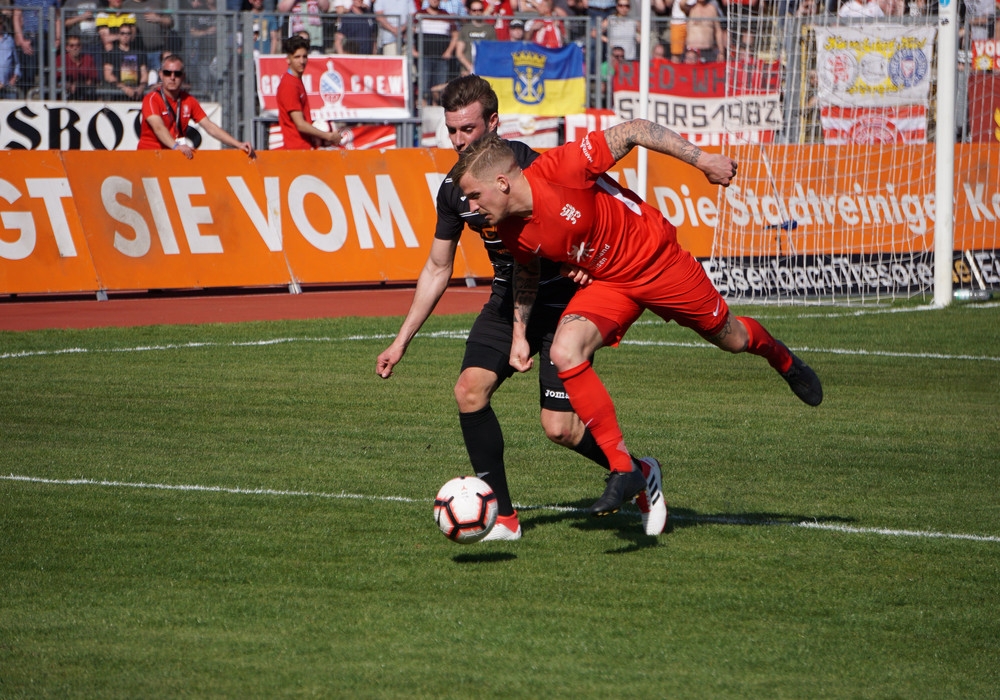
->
[0,145,997,296]
[61,150,293,291]
[0,151,101,294]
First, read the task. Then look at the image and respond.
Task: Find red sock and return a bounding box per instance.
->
[738,316,792,373]
[557,361,633,472]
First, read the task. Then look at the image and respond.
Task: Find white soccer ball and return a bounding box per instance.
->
[433,476,498,544]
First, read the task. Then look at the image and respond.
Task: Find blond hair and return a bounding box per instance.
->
[452,133,518,186]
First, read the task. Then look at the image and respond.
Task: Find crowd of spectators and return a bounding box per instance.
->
[0,0,994,102]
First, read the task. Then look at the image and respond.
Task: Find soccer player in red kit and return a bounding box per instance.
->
[454,122,823,517]
[138,54,254,158]
[276,35,342,150]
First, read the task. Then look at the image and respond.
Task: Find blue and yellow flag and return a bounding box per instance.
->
[474,41,586,117]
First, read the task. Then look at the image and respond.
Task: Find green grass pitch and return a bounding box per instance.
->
[2,300,999,698]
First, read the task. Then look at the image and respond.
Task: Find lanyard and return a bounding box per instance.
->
[160,87,182,139]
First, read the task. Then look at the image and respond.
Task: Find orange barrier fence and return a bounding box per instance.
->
[1,146,996,296]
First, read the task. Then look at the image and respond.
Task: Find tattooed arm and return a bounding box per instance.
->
[603,119,738,187]
[509,258,540,373]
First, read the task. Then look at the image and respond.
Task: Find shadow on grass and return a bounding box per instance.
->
[666,507,857,532]
[452,551,518,564]
[517,500,857,553]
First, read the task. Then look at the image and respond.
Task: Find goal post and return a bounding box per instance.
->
[694,5,999,305]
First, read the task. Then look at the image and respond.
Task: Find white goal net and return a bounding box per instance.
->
[700,5,1000,303]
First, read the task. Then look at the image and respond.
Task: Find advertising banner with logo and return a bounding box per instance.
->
[255,54,409,121]
[815,25,935,144]
[611,59,783,145]
[0,101,223,151]
[1,146,996,297]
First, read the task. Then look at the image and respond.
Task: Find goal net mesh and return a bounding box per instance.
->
[698,5,999,304]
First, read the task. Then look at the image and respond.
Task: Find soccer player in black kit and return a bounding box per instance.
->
[376,76,667,539]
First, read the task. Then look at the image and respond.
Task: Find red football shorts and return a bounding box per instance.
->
[562,244,730,347]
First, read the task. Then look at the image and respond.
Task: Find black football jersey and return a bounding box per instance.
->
[434,140,568,291]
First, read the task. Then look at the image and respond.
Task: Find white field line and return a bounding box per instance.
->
[4,474,999,544]
[2,331,998,364]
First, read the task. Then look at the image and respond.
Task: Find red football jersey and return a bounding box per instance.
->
[137,90,207,150]
[498,129,679,283]
[276,71,315,150]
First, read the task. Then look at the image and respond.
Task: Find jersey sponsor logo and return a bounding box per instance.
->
[579,134,595,163]
[559,203,581,224]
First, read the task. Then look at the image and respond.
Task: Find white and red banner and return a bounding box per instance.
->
[612,59,783,145]
[815,25,935,144]
[814,25,936,107]
[255,54,410,121]
[820,104,927,144]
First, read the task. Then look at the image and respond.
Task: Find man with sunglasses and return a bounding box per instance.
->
[137,54,255,158]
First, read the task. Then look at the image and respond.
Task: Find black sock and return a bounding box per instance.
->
[459,405,514,516]
[573,428,611,471]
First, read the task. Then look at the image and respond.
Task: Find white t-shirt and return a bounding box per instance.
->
[373,0,412,48]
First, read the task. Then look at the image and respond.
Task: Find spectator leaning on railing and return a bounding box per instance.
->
[138,53,255,157]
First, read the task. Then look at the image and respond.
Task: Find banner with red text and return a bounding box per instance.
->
[612,59,782,145]
[255,54,409,121]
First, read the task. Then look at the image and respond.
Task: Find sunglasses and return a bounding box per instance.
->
[161,69,184,77]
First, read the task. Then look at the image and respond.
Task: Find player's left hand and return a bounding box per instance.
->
[699,153,738,187]
[560,263,593,286]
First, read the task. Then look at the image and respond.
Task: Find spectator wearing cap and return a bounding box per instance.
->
[506,17,525,41]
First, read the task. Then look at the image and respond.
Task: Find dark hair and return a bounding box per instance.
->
[440,75,499,120]
[282,34,310,55]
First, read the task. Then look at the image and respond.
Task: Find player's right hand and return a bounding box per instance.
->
[376,348,400,378]
[509,338,533,373]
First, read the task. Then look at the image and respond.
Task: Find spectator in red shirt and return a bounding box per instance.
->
[275,34,342,149]
[137,54,254,158]
[56,34,100,100]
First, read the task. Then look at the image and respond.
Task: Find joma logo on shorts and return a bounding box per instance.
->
[544,389,569,400]
[560,204,581,224]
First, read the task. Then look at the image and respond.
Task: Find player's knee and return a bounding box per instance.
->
[453,373,492,412]
[541,412,577,447]
[548,342,579,373]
